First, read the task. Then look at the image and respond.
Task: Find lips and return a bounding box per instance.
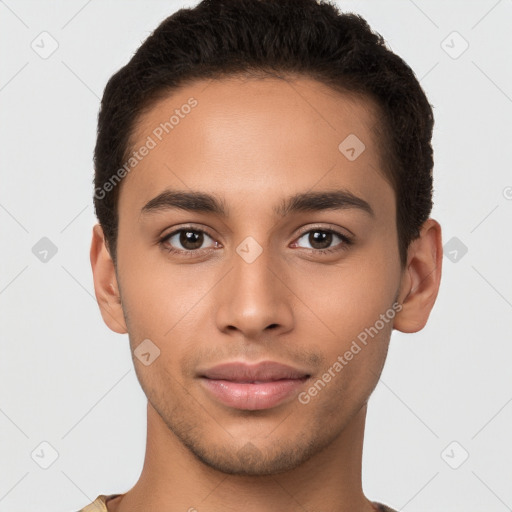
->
[200,361,310,382]
[198,361,311,410]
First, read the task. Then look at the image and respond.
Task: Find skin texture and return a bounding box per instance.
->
[90,76,443,512]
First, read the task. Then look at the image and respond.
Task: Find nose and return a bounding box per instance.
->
[215,245,294,340]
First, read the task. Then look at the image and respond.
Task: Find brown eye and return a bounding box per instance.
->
[293,229,352,254]
[161,228,216,253]
[307,231,333,250]
[178,230,204,250]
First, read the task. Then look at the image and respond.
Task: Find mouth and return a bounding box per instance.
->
[198,361,311,410]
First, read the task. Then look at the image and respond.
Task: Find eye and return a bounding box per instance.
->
[158,225,353,258]
[292,228,352,254]
[159,227,219,254]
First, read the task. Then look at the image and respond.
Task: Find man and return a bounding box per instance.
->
[82,0,442,510]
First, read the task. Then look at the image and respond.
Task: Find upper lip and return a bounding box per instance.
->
[199,361,310,382]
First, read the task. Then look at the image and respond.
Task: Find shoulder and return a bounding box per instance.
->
[372,502,398,512]
[76,494,113,512]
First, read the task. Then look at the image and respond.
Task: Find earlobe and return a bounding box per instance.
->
[90,223,128,334]
[393,218,443,334]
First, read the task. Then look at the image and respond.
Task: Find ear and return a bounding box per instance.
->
[393,218,443,333]
[90,223,127,334]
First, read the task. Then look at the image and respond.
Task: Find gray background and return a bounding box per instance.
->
[1,0,511,510]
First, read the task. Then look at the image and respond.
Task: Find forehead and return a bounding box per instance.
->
[118,76,393,220]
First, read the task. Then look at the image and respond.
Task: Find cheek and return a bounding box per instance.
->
[304,299,393,417]
[116,235,208,332]
[293,255,399,337]
[290,246,399,384]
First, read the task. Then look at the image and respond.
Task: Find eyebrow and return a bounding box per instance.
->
[140,189,374,218]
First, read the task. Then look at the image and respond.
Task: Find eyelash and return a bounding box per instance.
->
[158,225,353,258]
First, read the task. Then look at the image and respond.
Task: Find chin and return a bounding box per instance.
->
[179,434,320,476]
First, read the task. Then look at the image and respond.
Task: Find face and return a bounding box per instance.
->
[109,76,404,475]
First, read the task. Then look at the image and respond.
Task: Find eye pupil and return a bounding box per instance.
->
[310,231,332,249]
[181,230,203,250]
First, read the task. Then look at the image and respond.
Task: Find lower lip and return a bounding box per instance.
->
[200,377,309,410]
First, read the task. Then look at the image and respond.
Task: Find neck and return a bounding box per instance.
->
[108,401,375,512]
